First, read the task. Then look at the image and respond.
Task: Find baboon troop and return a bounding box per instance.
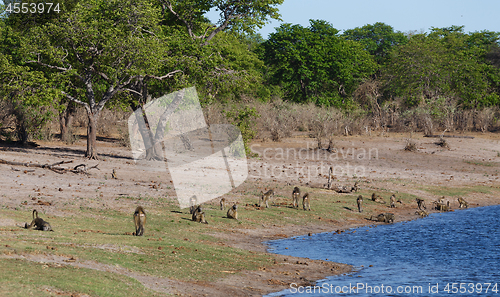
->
[371,193,386,204]
[416,198,426,210]
[336,182,359,194]
[370,213,394,223]
[220,198,226,211]
[192,206,208,224]
[415,210,429,218]
[356,195,363,213]
[260,189,274,208]
[292,187,301,208]
[457,197,469,209]
[24,210,53,231]
[390,195,396,208]
[227,204,238,220]
[133,206,146,236]
[302,193,311,211]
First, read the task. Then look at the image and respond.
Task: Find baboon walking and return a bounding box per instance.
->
[457,197,469,209]
[302,193,311,211]
[25,210,53,231]
[356,195,363,213]
[416,198,426,210]
[390,195,396,208]
[292,187,300,208]
[227,204,238,220]
[133,206,146,236]
[220,198,226,211]
[260,189,274,208]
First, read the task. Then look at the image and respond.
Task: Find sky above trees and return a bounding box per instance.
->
[206,0,500,38]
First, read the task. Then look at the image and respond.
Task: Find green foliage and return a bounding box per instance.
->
[263,20,378,107]
[343,22,408,64]
[225,106,259,156]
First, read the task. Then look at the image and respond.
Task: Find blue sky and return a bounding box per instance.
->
[207,0,500,38]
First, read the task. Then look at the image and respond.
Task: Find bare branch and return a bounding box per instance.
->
[146,69,183,80]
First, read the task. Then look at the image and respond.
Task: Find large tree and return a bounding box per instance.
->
[262,20,378,107]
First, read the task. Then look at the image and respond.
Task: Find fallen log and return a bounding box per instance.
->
[424,135,474,139]
[0,159,99,174]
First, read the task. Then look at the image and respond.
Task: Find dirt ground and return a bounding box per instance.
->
[1,132,500,296]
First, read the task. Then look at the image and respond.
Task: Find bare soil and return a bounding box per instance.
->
[1,132,500,296]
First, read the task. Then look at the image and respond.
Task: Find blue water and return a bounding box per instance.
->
[265,205,500,296]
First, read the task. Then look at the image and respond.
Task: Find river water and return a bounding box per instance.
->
[265,205,500,296]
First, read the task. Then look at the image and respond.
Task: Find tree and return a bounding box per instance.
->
[263,20,378,107]
[24,0,170,159]
[343,22,408,64]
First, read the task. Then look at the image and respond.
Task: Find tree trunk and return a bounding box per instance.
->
[60,102,77,142]
[86,111,99,159]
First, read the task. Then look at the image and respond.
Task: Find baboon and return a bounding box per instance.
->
[220,198,226,211]
[436,201,451,212]
[370,213,394,223]
[390,195,396,208]
[302,193,311,211]
[112,169,117,179]
[416,198,426,210]
[336,185,351,193]
[189,195,198,214]
[227,204,238,220]
[133,206,146,236]
[292,187,300,208]
[415,210,429,218]
[351,182,359,192]
[260,189,274,208]
[457,197,469,209]
[356,195,363,213]
[371,193,386,204]
[24,210,53,231]
[192,206,208,224]
[397,198,403,204]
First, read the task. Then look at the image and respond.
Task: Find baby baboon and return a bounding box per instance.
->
[457,197,469,209]
[133,206,146,236]
[351,182,359,192]
[371,193,386,204]
[356,195,363,213]
[416,198,426,210]
[292,187,300,208]
[192,206,208,224]
[302,193,311,211]
[260,189,274,208]
[112,169,117,179]
[220,198,226,211]
[25,210,53,231]
[227,204,238,220]
[390,195,396,208]
[397,198,403,204]
[415,210,429,218]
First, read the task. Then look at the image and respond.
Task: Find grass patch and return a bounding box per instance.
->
[420,185,497,197]
[463,160,497,167]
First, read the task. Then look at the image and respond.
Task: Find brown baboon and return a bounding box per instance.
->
[397,198,403,204]
[302,193,311,211]
[133,206,146,236]
[112,169,117,179]
[390,195,396,208]
[336,185,351,193]
[220,198,226,211]
[436,201,451,212]
[415,210,429,218]
[351,182,359,192]
[24,210,53,231]
[457,197,469,209]
[416,198,426,210]
[292,187,300,208]
[356,195,363,213]
[192,206,208,224]
[227,204,238,220]
[370,213,394,223]
[260,189,274,208]
[372,193,386,204]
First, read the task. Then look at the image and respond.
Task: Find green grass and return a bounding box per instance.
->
[463,160,498,167]
[419,185,498,197]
